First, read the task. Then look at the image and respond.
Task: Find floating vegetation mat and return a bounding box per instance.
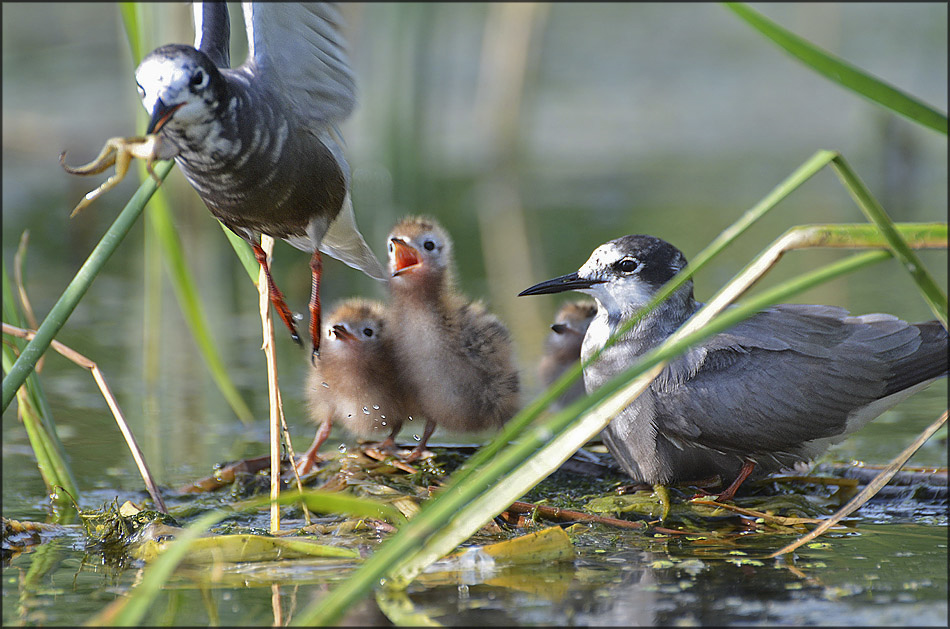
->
[6,445,943,569]
[2,445,947,625]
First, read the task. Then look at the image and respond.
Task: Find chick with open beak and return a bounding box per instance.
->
[386,216,521,460]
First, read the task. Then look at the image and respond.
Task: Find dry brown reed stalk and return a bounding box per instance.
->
[770,409,949,558]
[2,322,167,514]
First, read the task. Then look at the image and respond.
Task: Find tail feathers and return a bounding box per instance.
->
[883,320,948,396]
[319,193,387,281]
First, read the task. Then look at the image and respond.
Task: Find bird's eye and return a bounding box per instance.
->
[423,240,436,251]
[363,327,374,338]
[191,70,207,88]
[617,258,638,273]
[388,242,394,252]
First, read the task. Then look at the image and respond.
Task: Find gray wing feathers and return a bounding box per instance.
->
[653,305,943,455]
[881,319,948,395]
[243,3,357,125]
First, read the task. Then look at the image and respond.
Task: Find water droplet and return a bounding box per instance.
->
[413,434,421,442]
[338,444,347,453]
[373,404,380,410]
[408,416,414,422]
[380,415,386,420]
[458,584,469,599]
[362,406,370,415]
[346,414,353,418]
[321,382,330,388]
[381,422,387,426]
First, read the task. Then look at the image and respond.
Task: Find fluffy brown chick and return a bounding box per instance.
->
[299,298,411,474]
[386,216,520,459]
[539,299,598,410]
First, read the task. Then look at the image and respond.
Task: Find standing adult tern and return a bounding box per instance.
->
[520,234,948,500]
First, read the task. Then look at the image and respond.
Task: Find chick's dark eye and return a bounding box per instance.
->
[363,328,374,338]
[191,70,205,87]
[423,240,435,251]
[617,258,638,273]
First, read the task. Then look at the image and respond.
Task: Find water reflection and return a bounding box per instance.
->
[398,524,948,626]
[4,513,947,625]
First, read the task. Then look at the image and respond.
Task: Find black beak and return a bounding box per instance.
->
[519,272,603,297]
[146,98,183,134]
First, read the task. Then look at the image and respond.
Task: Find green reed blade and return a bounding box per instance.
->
[298,146,945,623]
[725,3,948,135]
[2,161,174,413]
[829,155,948,325]
[3,263,80,514]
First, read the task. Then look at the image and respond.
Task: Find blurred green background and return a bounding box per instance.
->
[2,3,947,501]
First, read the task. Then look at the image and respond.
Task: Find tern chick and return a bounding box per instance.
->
[539,300,598,410]
[300,298,411,474]
[520,234,948,500]
[386,216,520,459]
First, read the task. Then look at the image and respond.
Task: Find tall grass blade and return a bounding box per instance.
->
[725,3,948,135]
[1,350,79,519]
[2,264,80,516]
[118,3,145,62]
[829,154,948,325]
[293,152,839,596]
[438,149,838,499]
[769,409,948,559]
[88,509,226,626]
[219,223,260,282]
[143,191,256,423]
[387,248,898,588]
[3,261,63,452]
[389,219,948,591]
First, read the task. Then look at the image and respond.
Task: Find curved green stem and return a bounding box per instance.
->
[2,161,173,412]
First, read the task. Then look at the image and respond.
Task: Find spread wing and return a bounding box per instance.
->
[193,2,231,68]
[241,2,357,127]
[652,304,926,455]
